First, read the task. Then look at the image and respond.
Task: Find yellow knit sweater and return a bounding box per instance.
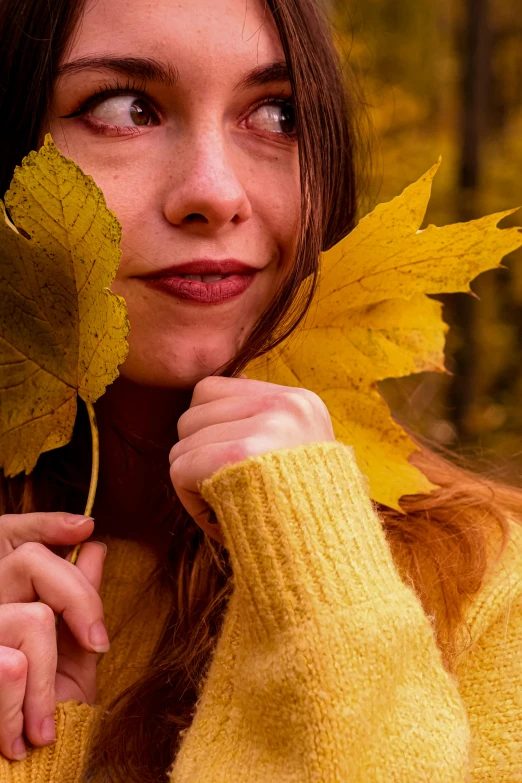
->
[2,442,522,782]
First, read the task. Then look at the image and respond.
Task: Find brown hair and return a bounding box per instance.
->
[0,1,521,782]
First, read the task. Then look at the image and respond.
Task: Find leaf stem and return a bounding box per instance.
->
[84,401,100,516]
[55,401,100,633]
[69,400,99,566]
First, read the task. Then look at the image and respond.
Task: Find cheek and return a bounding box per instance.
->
[47,123,158,226]
[252,157,301,263]
[273,195,301,282]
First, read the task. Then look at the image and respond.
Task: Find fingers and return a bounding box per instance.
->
[0,512,94,558]
[66,539,107,594]
[177,394,282,441]
[55,542,108,706]
[190,375,292,407]
[170,439,249,543]
[0,513,108,763]
[0,543,107,654]
[0,644,28,760]
[14,603,58,750]
[173,415,277,467]
[171,440,247,492]
[0,602,57,757]
[0,542,108,760]
[174,397,318,466]
[170,470,224,547]
[177,387,320,443]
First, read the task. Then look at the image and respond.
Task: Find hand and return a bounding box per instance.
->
[169,376,335,545]
[0,512,108,761]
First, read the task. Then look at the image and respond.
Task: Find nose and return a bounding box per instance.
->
[163,130,252,234]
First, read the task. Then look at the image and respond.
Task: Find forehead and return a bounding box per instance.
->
[69,0,284,80]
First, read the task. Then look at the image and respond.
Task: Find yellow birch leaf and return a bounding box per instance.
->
[0,134,129,477]
[247,162,522,511]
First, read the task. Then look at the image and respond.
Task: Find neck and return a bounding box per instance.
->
[88,376,193,552]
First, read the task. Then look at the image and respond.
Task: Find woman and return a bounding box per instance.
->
[0,0,521,780]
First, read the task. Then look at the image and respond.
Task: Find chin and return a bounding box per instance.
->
[118,339,239,388]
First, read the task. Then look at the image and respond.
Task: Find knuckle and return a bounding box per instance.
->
[292,389,321,416]
[260,409,287,433]
[192,375,220,403]
[176,411,189,440]
[241,436,266,460]
[169,442,178,465]
[258,392,294,419]
[170,449,202,489]
[169,456,184,487]
[16,541,46,562]
[23,602,55,631]
[277,390,313,418]
[0,648,27,682]
[293,386,316,402]
[195,375,216,392]
[308,389,327,410]
[67,574,95,607]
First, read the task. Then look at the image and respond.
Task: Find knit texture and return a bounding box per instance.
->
[1,441,522,782]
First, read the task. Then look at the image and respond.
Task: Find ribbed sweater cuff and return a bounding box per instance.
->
[6,701,103,783]
[201,441,406,637]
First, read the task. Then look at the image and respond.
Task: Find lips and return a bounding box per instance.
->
[139,259,257,277]
[137,259,258,304]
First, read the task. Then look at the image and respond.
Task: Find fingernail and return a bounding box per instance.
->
[89,621,110,653]
[40,714,56,743]
[11,735,26,760]
[91,541,107,556]
[65,515,94,526]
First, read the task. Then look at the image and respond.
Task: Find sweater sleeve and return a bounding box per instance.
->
[0,701,103,783]
[168,441,472,783]
[458,586,522,781]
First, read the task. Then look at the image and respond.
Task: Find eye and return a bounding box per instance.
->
[246,101,296,137]
[89,95,156,127]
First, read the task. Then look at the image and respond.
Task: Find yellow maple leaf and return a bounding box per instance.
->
[247,160,522,511]
[0,134,129,479]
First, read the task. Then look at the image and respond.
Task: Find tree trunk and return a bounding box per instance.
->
[446,0,491,439]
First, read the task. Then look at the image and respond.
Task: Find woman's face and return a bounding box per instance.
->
[47,0,300,388]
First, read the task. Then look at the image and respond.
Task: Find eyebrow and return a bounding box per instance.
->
[56,56,179,87]
[233,60,290,91]
[56,55,290,92]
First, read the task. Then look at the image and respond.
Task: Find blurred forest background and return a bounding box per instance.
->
[332,0,522,483]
